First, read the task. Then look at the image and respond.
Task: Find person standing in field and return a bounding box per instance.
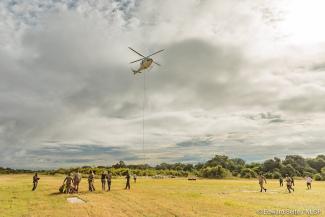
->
[285,174,294,193]
[73,172,81,193]
[279,176,283,187]
[88,171,96,192]
[107,171,112,191]
[258,173,267,192]
[125,171,131,190]
[63,173,73,194]
[32,173,40,191]
[133,174,137,183]
[101,172,106,191]
[306,176,313,190]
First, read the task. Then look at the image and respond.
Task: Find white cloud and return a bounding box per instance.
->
[1,0,325,169]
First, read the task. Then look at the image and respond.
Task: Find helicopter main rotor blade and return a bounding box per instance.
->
[153,61,161,66]
[128,47,145,58]
[130,58,145,64]
[146,49,164,58]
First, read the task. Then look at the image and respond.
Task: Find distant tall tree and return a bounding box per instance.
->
[307,156,325,172]
[283,155,307,176]
[280,164,297,176]
[205,155,230,169]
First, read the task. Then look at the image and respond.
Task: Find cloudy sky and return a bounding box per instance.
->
[1,0,325,169]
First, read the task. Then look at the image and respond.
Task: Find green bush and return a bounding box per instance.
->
[240,168,256,178]
[200,166,229,179]
[272,171,281,179]
[320,167,325,179]
[314,173,322,181]
[303,171,313,178]
[264,172,273,179]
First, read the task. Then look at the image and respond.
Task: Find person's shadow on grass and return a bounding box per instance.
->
[48,192,62,196]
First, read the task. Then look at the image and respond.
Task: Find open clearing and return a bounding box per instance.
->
[0,174,324,217]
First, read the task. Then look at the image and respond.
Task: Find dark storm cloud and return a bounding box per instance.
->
[221,141,325,162]
[2,144,142,169]
[31,144,123,156]
[311,63,325,71]
[152,39,247,108]
[279,94,325,112]
[269,118,285,123]
[176,139,213,147]
[61,158,94,164]
[246,112,285,123]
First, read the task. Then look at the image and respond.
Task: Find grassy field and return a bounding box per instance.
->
[0,175,324,217]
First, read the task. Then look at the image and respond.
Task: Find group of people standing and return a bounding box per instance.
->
[32,171,136,193]
[100,171,112,191]
[258,173,313,194]
[62,172,82,194]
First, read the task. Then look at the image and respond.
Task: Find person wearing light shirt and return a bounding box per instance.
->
[306,176,313,190]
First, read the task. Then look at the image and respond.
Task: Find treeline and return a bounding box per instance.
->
[0,167,33,174]
[196,154,325,180]
[2,155,325,180]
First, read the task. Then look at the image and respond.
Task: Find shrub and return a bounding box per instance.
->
[240,168,257,178]
[264,172,273,179]
[320,167,325,179]
[272,171,281,179]
[200,166,229,179]
[303,171,313,178]
[314,173,322,181]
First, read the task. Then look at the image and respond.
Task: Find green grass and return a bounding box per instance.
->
[0,174,324,217]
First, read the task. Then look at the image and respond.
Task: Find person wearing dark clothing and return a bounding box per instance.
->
[279,177,283,187]
[125,173,131,190]
[101,173,106,191]
[32,173,40,191]
[73,172,81,193]
[63,173,73,194]
[88,171,95,192]
[285,174,294,193]
[107,172,112,191]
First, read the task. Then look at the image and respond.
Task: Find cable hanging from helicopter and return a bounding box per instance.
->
[129,47,164,164]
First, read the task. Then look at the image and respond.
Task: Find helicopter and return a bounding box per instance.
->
[128,47,164,75]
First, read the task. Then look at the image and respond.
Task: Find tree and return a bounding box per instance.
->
[320,167,325,180]
[283,155,306,175]
[230,158,245,166]
[314,173,322,181]
[262,159,277,172]
[272,171,281,179]
[240,168,257,178]
[280,164,297,177]
[112,161,126,168]
[205,155,230,169]
[201,166,229,179]
[307,158,325,172]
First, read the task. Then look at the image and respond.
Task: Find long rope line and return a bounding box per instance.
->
[142,71,146,165]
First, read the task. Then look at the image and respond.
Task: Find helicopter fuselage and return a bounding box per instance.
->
[140,58,153,70]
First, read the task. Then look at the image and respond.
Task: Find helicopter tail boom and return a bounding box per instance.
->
[132,69,141,75]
